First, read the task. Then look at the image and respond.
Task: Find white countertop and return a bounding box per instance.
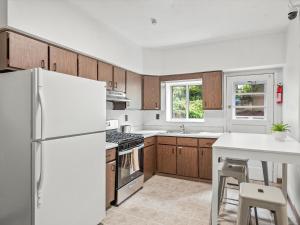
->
[132,130,223,139]
[105,142,118,150]
[213,132,300,155]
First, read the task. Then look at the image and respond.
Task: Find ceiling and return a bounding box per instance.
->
[68,0,289,48]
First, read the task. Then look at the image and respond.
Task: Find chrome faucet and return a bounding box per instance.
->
[179,124,185,133]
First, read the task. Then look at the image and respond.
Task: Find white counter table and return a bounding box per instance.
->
[211,132,300,225]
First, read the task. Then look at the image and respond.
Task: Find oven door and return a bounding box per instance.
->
[117,144,144,189]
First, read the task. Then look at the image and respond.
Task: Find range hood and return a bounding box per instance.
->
[106,90,131,102]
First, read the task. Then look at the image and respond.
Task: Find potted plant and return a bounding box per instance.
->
[272,123,289,141]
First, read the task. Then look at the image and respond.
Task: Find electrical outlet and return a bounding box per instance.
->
[125,114,128,122]
[156,114,160,120]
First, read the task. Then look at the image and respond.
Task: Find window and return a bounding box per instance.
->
[166,80,204,122]
[233,81,266,119]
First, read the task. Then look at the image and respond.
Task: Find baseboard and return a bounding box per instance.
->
[288,194,300,225]
[155,172,212,183]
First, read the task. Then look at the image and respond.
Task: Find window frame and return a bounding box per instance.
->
[166,80,204,122]
[232,81,267,120]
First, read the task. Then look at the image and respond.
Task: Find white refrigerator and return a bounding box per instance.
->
[0,68,106,225]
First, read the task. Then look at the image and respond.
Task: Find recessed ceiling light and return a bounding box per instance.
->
[150,18,157,25]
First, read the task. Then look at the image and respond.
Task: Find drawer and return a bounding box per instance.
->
[157,136,177,145]
[144,136,156,147]
[198,138,216,148]
[106,148,116,162]
[177,137,198,147]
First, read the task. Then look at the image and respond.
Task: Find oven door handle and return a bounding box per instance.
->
[118,144,144,156]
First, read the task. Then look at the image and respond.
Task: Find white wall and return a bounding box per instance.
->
[0,0,7,27]
[6,0,143,73]
[143,32,286,75]
[283,14,300,215]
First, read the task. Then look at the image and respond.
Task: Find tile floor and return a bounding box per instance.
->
[102,175,297,225]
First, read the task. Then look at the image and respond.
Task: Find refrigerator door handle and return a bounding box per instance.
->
[38,88,46,140]
[36,141,45,208]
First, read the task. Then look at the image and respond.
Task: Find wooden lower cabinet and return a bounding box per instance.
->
[177,146,198,178]
[157,144,177,175]
[199,148,212,180]
[106,160,116,208]
[144,145,155,181]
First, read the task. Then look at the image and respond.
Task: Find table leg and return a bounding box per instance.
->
[211,153,219,225]
[261,161,269,186]
[282,163,288,200]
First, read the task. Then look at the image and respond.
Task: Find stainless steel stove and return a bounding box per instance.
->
[106,120,144,205]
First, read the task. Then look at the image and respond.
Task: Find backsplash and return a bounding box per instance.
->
[106,102,143,131]
[142,110,225,132]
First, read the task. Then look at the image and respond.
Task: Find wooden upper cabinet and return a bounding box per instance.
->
[98,61,113,90]
[78,55,97,80]
[202,71,223,110]
[113,66,126,92]
[0,31,48,70]
[157,144,177,175]
[126,71,142,109]
[199,148,212,180]
[49,46,77,76]
[143,76,160,110]
[177,146,198,178]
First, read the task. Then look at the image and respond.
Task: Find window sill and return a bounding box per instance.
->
[166,119,205,123]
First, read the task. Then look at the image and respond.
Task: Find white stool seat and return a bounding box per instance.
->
[240,183,286,207]
[237,183,288,225]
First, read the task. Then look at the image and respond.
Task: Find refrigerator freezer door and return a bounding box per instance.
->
[33,132,105,225]
[33,69,106,140]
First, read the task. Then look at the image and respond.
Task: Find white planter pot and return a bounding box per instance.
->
[272,131,287,141]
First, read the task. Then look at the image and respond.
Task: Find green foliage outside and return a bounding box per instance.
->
[172,84,203,119]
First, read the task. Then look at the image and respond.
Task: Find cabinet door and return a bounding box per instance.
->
[78,55,97,80]
[177,146,198,177]
[199,148,212,180]
[144,145,155,181]
[106,160,116,207]
[203,71,223,109]
[98,61,113,90]
[113,66,126,92]
[157,144,176,174]
[126,71,142,109]
[143,76,160,110]
[49,46,77,76]
[7,32,48,70]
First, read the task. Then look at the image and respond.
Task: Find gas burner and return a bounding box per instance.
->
[106,130,143,145]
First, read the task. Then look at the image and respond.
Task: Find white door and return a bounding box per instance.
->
[33,132,105,225]
[33,68,106,140]
[226,73,275,181]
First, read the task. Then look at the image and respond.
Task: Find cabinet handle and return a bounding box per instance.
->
[53,63,57,71]
[114,82,118,88]
[41,60,45,69]
[111,164,115,172]
[155,102,158,108]
[172,148,175,154]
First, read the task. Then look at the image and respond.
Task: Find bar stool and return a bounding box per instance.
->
[218,160,248,211]
[237,183,288,225]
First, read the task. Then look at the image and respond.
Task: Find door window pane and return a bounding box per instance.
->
[172,86,186,118]
[235,95,264,107]
[235,83,264,93]
[235,107,264,117]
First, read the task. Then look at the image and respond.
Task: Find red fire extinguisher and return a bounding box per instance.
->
[276,83,283,104]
